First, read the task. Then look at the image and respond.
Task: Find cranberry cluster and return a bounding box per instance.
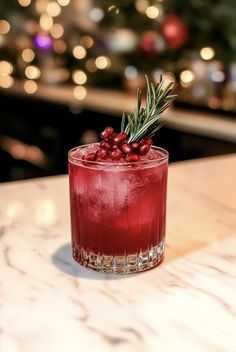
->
[82,127,153,162]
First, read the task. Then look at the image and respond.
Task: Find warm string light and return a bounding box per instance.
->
[200,47,215,60]
[146,6,160,19]
[46,2,61,17]
[180,70,194,87]
[0,61,13,76]
[0,20,11,34]
[0,60,14,89]
[18,0,31,7]
[22,48,35,62]
[0,75,14,89]
[24,80,38,94]
[1,1,93,95]
[57,0,70,6]
[72,70,87,85]
[95,56,111,69]
[1,0,76,93]
[40,13,54,31]
[25,65,41,79]
[50,23,64,38]
[73,86,87,100]
[73,45,87,59]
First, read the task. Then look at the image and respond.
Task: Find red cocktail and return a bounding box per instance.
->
[68,143,168,274]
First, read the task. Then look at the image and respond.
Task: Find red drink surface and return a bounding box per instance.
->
[68,144,168,257]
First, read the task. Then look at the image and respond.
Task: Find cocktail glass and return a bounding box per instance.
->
[68,143,168,274]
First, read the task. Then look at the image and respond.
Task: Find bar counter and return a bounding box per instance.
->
[0,153,236,352]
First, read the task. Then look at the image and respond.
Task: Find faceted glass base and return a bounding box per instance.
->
[73,242,165,274]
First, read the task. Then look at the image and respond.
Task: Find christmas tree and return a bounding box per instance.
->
[1,0,236,110]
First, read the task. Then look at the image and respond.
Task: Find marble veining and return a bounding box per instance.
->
[0,155,236,352]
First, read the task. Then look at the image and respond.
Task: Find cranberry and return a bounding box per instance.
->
[82,152,96,161]
[140,138,153,146]
[113,132,127,144]
[125,154,139,162]
[110,149,123,160]
[131,142,139,150]
[95,148,109,159]
[100,141,111,150]
[109,133,118,144]
[145,138,153,146]
[139,143,150,155]
[100,127,114,139]
[121,143,132,154]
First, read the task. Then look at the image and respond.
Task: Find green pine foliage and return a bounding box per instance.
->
[121,76,176,142]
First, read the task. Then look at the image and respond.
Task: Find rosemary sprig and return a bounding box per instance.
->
[121,75,177,142]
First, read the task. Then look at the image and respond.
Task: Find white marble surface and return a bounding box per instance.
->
[1,154,236,352]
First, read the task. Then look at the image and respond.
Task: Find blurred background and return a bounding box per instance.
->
[1,0,236,182]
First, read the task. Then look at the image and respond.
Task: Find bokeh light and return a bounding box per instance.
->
[73,86,87,100]
[211,70,225,82]
[0,75,14,89]
[95,56,111,69]
[34,33,52,50]
[200,47,215,60]
[146,6,160,19]
[0,20,11,34]
[73,45,87,59]
[57,0,70,6]
[0,61,13,76]
[50,23,64,38]
[47,2,61,17]
[25,65,41,79]
[180,70,194,87]
[22,48,35,62]
[18,0,31,6]
[80,35,94,49]
[24,80,38,94]
[72,70,87,85]
[39,13,53,31]
[124,66,138,80]
[89,8,104,22]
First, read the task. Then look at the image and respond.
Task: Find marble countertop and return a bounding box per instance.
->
[1,154,236,352]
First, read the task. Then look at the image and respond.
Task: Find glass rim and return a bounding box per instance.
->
[68,143,168,168]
